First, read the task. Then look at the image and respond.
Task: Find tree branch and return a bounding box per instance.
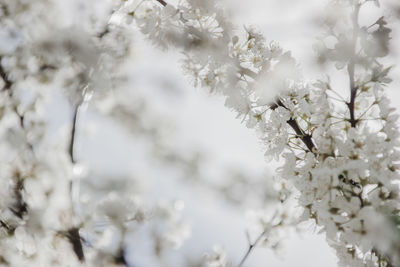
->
[155,0,167,6]
[346,4,361,128]
[67,103,85,261]
[65,227,85,262]
[0,57,28,131]
[271,99,317,154]
[0,57,32,220]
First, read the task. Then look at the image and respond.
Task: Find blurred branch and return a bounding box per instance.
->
[0,57,32,220]
[0,57,12,90]
[0,219,14,235]
[68,103,84,261]
[0,57,26,130]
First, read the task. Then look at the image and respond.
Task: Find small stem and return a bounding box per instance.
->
[238,230,267,267]
[328,87,346,102]
[357,102,376,120]
[69,105,80,164]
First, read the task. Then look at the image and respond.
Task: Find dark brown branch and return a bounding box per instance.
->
[9,176,28,219]
[97,27,110,39]
[271,99,317,154]
[115,247,128,266]
[287,118,316,153]
[155,0,167,6]
[0,4,8,17]
[0,220,15,235]
[346,4,361,128]
[346,81,358,127]
[0,58,12,91]
[65,228,85,262]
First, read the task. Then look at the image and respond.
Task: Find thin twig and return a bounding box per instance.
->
[327,95,346,103]
[69,105,80,164]
[327,87,347,102]
[238,230,267,267]
[68,103,85,261]
[357,102,376,120]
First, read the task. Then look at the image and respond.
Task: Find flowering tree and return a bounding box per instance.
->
[1,0,400,266]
